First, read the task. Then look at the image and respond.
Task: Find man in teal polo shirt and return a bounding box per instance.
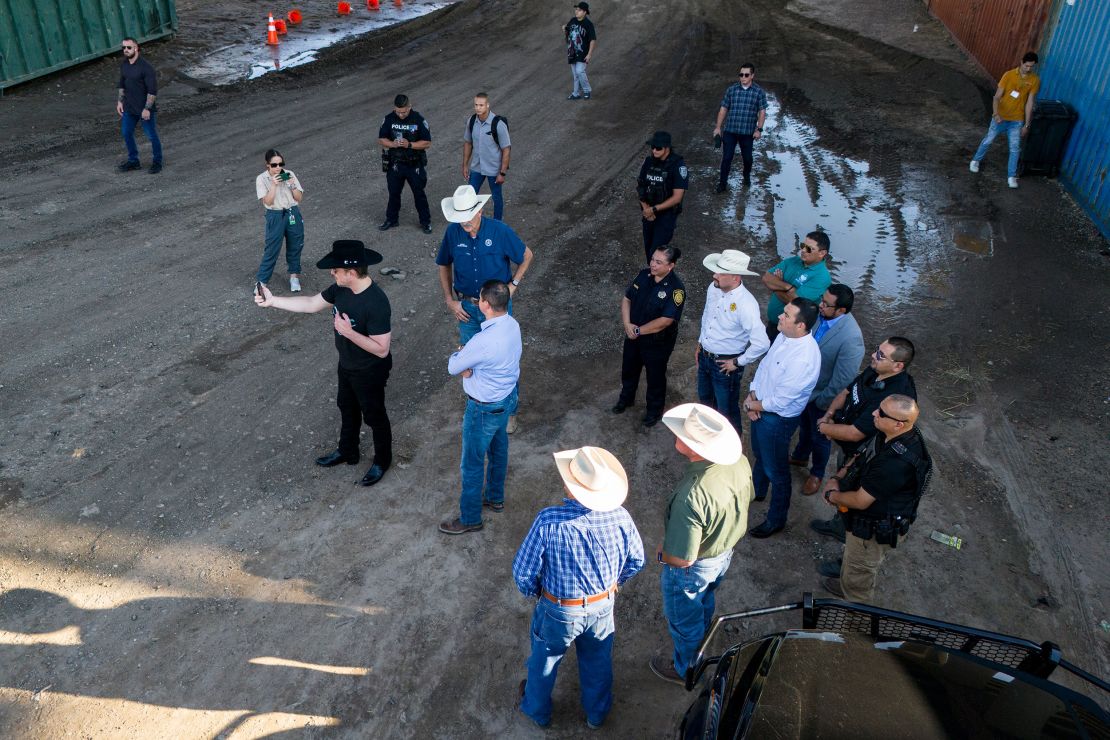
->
[761,231,831,341]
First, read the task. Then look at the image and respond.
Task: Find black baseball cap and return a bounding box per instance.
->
[575,2,590,13]
[647,130,672,148]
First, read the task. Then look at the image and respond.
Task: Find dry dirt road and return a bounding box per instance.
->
[1,0,1108,737]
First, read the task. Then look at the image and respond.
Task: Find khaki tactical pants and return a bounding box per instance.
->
[840,532,893,603]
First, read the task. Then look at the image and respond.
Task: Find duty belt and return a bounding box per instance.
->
[542,584,617,607]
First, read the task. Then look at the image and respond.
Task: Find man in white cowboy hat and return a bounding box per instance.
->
[436,184,533,431]
[696,249,769,435]
[254,240,394,487]
[439,280,521,535]
[513,446,644,729]
[651,403,753,685]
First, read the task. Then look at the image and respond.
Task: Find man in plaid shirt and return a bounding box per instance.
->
[713,62,768,191]
[513,446,645,729]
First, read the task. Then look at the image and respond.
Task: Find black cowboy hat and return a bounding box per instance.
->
[315,240,384,269]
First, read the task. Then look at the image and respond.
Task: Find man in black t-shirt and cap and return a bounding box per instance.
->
[254,240,394,487]
[637,131,689,264]
[810,336,917,544]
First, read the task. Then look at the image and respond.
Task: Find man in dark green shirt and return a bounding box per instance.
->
[650,403,753,685]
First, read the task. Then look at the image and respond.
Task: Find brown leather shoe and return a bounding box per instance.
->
[802,475,822,496]
[438,518,483,535]
[821,576,845,598]
[649,655,685,686]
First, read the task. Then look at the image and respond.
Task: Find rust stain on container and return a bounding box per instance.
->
[926,0,1051,81]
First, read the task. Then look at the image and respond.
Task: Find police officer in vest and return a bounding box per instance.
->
[378,94,433,234]
[637,131,689,264]
[819,394,932,603]
[613,246,685,428]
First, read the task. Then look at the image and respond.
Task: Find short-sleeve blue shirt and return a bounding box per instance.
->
[435,217,527,297]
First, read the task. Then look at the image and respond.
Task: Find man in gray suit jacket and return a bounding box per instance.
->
[790,285,865,495]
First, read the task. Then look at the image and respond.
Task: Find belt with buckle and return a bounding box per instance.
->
[542,584,617,607]
[702,350,741,361]
[456,291,480,305]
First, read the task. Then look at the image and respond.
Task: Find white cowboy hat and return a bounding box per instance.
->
[702,249,759,276]
[553,446,629,512]
[441,184,492,223]
[662,403,743,465]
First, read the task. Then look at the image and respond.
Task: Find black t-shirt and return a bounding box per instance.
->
[321,282,391,370]
[118,57,158,115]
[637,154,690,209]
[565,17,596,63]
[378,110,431,164]
[626,268,685,333]
[857,428,927,518]
[836,367,917,455]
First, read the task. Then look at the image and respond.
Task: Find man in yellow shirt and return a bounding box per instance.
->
[970,52,1040,189]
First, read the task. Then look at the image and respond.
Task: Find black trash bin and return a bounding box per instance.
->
[1020,100,1077,177]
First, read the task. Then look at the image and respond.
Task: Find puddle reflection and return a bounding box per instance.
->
[183,1,456,85]
[722,97,924,300]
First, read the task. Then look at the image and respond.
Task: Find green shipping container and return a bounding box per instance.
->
[0,0,177,90]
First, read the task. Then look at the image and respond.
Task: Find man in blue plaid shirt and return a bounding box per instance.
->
[513,446,645,729]
[713,62,768,191]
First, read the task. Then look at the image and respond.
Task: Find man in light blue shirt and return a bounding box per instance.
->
[440,280,522,535]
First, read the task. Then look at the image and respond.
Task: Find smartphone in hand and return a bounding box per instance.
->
[256,281,265,299]
[278,170,292,181]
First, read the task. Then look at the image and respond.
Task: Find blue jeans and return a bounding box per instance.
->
[661,550,733,676]
[468,172,504,221]
[257,207,304,283]
[121,111,162,164]
[570,61,592,96]
[457,298,514,345]
[750,412,801,528]
[696,352,744,435]
[521,597,615,727]
[459,387,515,525]
[791,401,832,478]
[973,119,1022,178]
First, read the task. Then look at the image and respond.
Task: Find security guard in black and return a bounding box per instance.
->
[378,94,432,232]
[616,247,685,426]
[839,426,931,547]
[637,130,689,263]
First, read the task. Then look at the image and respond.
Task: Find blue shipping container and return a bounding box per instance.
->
[1037,0,1110,241]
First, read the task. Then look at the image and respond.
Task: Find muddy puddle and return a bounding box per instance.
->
[183,1,456,85]
[718,97,955,302]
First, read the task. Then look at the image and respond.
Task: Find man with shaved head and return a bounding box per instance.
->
[818,394,932,602]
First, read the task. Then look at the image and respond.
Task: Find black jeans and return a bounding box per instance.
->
[641,209,679,263]
[336,360,393,467]
[619,333,676,418]
[385,161,431,226]
[719,131,754,185]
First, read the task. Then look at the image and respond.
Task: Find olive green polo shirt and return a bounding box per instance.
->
[663,457,754,562]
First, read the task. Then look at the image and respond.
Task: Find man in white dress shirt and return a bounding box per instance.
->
[695,250,769,435]
[439,279,522,535]
[744,298,822,538]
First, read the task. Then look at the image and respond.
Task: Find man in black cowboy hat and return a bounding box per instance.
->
[254,240,394,486]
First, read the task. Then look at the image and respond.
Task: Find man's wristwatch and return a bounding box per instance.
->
[500,171,508,177]
[511,279,520,287]
[633,326,640,336]
[824,490,833,503]
[651,206,658,215]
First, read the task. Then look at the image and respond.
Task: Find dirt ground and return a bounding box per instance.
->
[1,0,1108,737]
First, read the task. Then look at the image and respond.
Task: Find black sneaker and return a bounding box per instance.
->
[421,223,433,234]
[149,162,163,174]
[118,160,141,172]
[810,516,845,543]
[583,92,591,100]
[567,94,582,101]
[715,183,727,194]
[378,221,398,231]
[818,559,842,578]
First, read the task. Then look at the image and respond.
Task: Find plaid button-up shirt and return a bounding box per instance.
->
[720,82,768,135]
[512,499,645,600]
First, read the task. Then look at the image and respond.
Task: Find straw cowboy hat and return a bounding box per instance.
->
[662,403,743,465]
[441,184,492,223]
[553,446,629,512]
[702,249,758,276]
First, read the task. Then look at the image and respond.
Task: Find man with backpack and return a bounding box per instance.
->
[462,93,511,221]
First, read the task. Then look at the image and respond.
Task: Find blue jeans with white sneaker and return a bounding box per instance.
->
[521,596,615,728]
[973,119,1023,178]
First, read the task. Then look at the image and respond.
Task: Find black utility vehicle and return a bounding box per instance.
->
[679,594,1109,739]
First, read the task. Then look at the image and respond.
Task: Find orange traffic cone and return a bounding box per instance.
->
[393,0,402,6]
[266,13,279,45]
[274,18,288,34]
[287,9,303,25]
[367,0,379,9]
[337,1,351,14]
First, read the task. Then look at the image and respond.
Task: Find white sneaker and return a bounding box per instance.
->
[1007,177,1019,189]
[969,160,980,173]
[290,275,302,292]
